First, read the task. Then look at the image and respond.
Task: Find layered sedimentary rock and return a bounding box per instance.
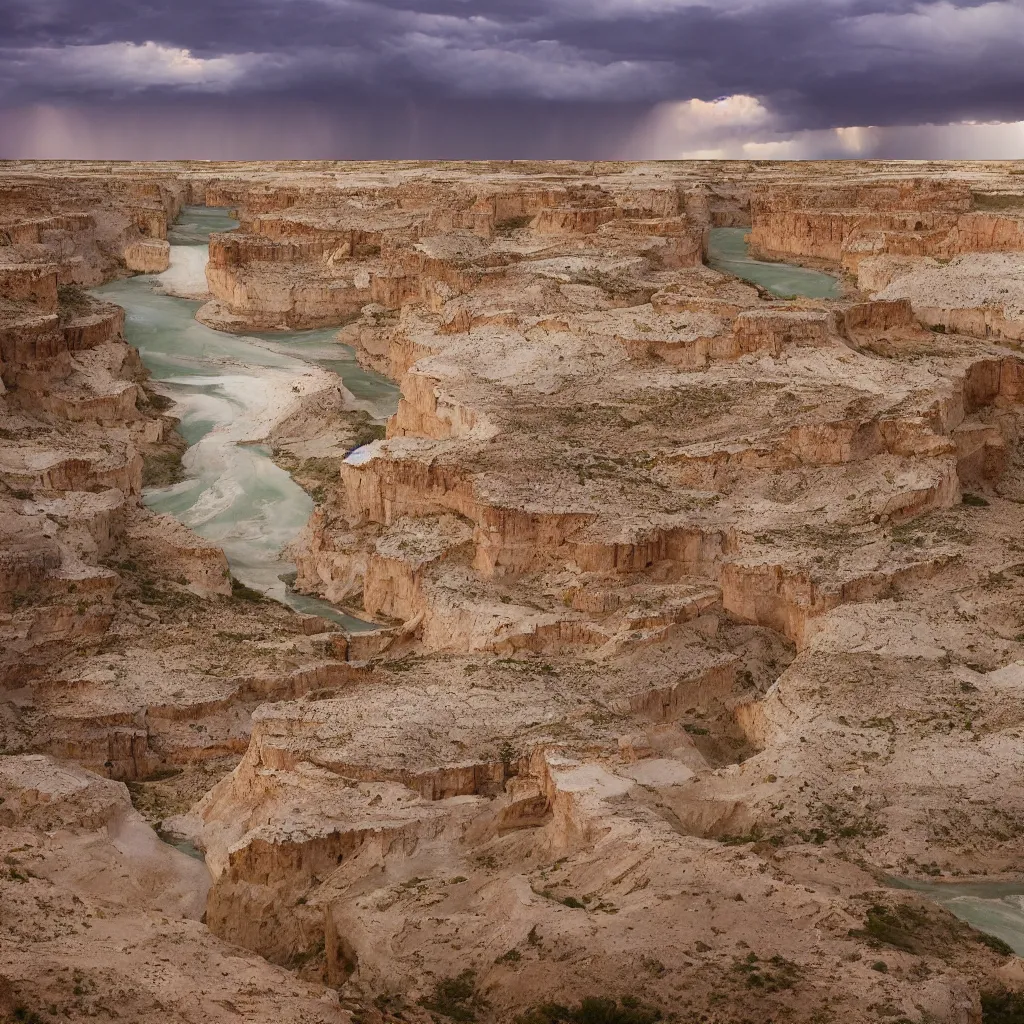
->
[749,178,1024,273]
[297,251,1019,655]
[0,173,184,286]
[0,754,350,1023]
[224,160,1024,1020]
[194,176,707,332]
[864,251,1024,343]
[7,159,1024,1023]
[124,238,171,273]
[0,170,364,794]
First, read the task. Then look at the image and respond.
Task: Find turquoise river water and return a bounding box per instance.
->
[96,207,398,630]
[890,878,1024,955]
[707,227,842,299]
[98,212,1024,950]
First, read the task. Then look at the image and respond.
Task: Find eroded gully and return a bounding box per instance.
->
[95,206,397,631]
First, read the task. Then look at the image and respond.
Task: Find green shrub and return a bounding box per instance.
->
[518,996,662,1024]
[979,933,1016,956]
[498,740,517,775]
[347,418,386,452]
[230,577,265,602]
[418,970,484,1022]
[57,283,91,313]
[494,215,533,236]
[853,902,926,952]
[731,953,799,991]
[13,1008,47,1024]
[982,988,1024,1023]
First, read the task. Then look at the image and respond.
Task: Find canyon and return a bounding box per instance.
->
[4,159,1024,1023]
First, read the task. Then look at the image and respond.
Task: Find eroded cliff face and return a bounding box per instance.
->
[749,178,1024,275]
[192,178,707,333]
[7,159,1024,1024]
[287,213,1021,659]
[0,170,373,791]
[0,753,351,1023]
[0,164,397,1021]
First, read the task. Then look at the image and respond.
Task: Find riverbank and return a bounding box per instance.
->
[708,226,843,298]
[891,877,1024,956]
[94,207,396,630]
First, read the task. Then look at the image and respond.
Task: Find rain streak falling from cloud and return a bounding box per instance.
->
[2,0,1024,157]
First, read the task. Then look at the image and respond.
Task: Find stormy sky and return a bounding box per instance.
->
[2,0,1024,158]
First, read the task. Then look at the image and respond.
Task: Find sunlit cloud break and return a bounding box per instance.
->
[7,42,260,93]
[629,95,1024,160]
[2,0,1024,158]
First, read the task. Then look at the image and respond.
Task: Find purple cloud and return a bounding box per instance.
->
[1,0,1022,156]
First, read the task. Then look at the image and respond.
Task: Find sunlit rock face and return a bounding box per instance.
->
[749,178,1024,273]
[125,239,171,273]
[7,159,1024,1023]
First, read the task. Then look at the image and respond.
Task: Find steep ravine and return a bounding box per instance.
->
[708,226,843,298]
[95,207,397,630]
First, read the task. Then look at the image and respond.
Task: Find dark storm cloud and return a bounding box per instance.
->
[0,93,654,160]
[1,0,1024,155]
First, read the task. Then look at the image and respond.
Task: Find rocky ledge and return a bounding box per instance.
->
[6,159,1024,1023]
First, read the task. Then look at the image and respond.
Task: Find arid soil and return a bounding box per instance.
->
[5,159,1024,1023]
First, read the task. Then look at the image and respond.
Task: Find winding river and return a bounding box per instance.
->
[888,878,1024,955]
[708,227,841,299]
[705,228,1024,951]
[96,207,397,630]
[105,211,1024,951]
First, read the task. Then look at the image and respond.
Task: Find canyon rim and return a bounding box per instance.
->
[5,158,1024,1024]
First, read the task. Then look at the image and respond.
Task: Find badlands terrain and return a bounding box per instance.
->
[5,160,1024,1022]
